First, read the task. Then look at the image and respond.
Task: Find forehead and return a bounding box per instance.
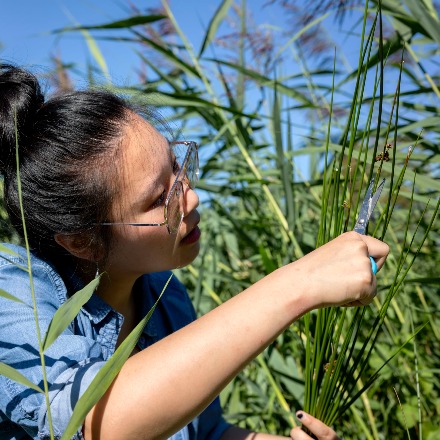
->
[113,113,171,208]
[120,113,171,179]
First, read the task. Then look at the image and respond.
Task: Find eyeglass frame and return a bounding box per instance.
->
[100,141,199,234]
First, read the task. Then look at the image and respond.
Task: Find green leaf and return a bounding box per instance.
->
[60,274,173,440]
[0,243,20,257]
[54,15,167,32]
[199,0,234,58]
[42,276,101,352]
[129,31,202,79]
[0,288,26,305]
[258,244,277,274]
[55,11,112,83]
[396,402,418,429]
[0,362,44,393]
[402,0,440,45]
[80,29,111,83]
[121,88,256,117]
[204,59,313,105]
[378,0,432,38]
[0,254,28,272]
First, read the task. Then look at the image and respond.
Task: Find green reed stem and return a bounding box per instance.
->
[14,110,55,439]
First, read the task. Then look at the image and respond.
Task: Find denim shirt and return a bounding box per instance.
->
[0,243,230,440]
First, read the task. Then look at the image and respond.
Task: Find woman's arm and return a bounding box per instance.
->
[84,232,388,440]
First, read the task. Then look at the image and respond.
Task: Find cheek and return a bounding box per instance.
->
[107,228,174,272]
[108,225,197,274]
[121,224,168,241]
[128,227,177,256]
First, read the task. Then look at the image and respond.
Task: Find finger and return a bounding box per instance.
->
[294,411,341,440]
[360,270,377,305]
[345,258,377,307]
[358,235,390,272]
[345,263,377,307]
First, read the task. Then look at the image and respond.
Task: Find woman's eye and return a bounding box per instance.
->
[173,159,181,175]
[151,190,167,208]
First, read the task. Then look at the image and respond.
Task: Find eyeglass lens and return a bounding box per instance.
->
[166,143,198,233]
[172,142,198,189]
[166,181,184,234]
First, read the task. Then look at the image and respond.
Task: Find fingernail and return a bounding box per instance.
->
[296,411,304,420]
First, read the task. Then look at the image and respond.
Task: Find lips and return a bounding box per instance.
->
[180,225,201,245]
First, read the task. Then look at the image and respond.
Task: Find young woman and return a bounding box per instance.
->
[0,63,389,440]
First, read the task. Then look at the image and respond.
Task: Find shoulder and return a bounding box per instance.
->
[0,243,67,307]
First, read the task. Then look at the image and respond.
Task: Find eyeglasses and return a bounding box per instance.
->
[101,141,199,234]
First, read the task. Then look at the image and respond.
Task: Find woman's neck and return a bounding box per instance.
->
[97,272,143,349]
[95,271,139,315]
[70,257,142,323]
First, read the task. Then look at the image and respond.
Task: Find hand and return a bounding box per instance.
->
[290,411,340,440]
[282,231,389,310]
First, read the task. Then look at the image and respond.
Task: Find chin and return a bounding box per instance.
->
[172,243,200,270]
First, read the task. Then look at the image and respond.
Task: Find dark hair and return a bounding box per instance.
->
[0,63,133,263]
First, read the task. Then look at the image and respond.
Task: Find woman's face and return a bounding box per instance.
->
[103,112,201,278]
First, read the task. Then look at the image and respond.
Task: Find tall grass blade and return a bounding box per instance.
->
[198,0,234,58]
[0,362,44,393]
[402,0,440,45]
[56,15,167,31]
[339,322,429,417]
[57,9,111,83]
[42,276,102,352]
[0,243,20,257]
[13,110,55,438]
[128,30,202,79]
[203,59,313,104]
[0,288,26,304]
[272,85,294,229]
[80,29,111,83]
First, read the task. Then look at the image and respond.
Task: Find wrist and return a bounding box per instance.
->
[268,261,319,318]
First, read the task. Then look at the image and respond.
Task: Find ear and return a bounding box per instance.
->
[54,233,97,262]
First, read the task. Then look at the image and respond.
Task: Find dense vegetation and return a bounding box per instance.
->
[1,1,439,438]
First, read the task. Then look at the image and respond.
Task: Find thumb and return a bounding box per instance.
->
[291,411,340,440]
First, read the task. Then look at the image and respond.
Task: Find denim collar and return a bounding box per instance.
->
[61,262,158,338]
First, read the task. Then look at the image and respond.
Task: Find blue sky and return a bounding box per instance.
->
[2,1,434,92]
[1,1,218,83]
[0,1,366,83]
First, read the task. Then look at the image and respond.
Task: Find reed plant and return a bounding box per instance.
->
[1,0,439,438]
[299,0,439,433]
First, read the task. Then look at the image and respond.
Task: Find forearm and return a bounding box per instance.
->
[85,265,309,440]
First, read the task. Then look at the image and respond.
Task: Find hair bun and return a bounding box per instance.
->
[0,63,44,174]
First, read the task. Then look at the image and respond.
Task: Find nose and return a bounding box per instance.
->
[183,185,199,217]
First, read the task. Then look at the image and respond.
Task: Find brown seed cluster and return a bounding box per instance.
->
[375,143,392,162]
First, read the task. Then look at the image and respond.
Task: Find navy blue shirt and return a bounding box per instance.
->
[0,243,230,440]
